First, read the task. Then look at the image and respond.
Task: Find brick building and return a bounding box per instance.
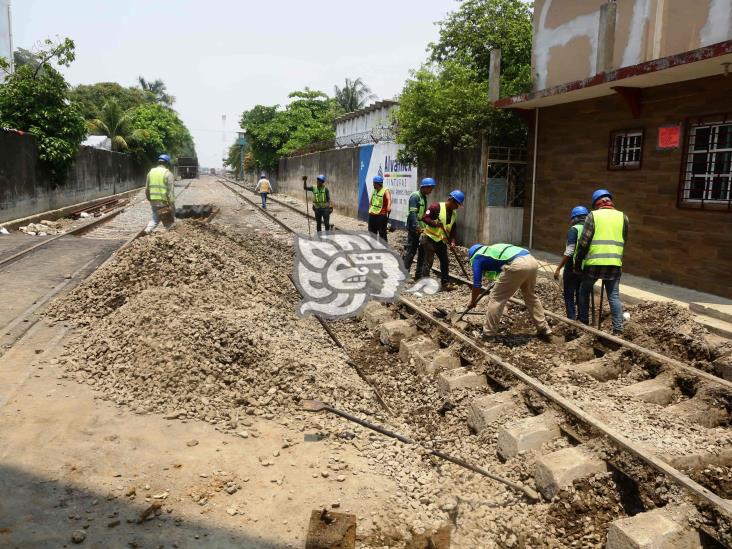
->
[497,0,732,298]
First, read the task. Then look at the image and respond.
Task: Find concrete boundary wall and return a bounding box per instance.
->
[0,130,145,223]
[277,145,524,246]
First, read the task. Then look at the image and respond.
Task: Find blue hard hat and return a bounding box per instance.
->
[373,175,384,184]
[468,244,483,259]
[570,206,589,219]
[448,189,465,205]
[158,154,171,163]
[317,174,326,182]
[420,177,436,188]
[591,189,612,206]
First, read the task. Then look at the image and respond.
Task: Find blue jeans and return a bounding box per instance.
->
[562,268,581,320]
[578,276,624,332]
[260,193,268,208]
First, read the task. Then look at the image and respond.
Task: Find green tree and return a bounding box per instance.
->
[87,99,147,152]
[69,82,148,119]
[395,0,533,162]
[137,77,175,107]
[0,38,87,182]
[127,103,195,163]
[333,77,377,113]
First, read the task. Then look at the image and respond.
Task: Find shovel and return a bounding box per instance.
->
[303,400,540,502]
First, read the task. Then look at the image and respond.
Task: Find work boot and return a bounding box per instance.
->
[441,282,457,292]
[536,326,553,342]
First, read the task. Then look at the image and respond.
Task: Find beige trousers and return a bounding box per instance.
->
[484,255,549,335]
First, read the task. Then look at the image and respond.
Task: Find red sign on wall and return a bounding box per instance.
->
[658,124,682,150]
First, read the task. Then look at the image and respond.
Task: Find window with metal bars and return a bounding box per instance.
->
[679,117,732,210]
[608,129,643,170]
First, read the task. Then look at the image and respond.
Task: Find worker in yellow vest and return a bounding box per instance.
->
[255,172,272,209]
[575,189,629,335]
[304,174,333,232]
[367,175,391,241]
[403,177,436,279]
[419,189,464,291]
[144,154,176,234]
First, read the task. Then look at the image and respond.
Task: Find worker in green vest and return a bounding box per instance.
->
[303,174,332,232]
[467,243,552,339]
[554,206,589,319]
[419,190,464,291]
[144,154,176,234]
[402,177,436,279]
[367,175,391,241]
[575,189,629,335]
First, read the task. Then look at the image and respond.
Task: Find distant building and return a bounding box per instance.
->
[82,135,112,151]
[334,100,398,148]
[497,0,732,298]
[0,0,12,83]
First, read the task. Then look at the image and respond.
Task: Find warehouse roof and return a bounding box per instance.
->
[334,100,399,124]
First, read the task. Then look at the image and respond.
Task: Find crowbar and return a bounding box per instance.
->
[303,399,540,502]
[455,283,494,323]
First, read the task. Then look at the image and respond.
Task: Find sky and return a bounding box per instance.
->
[11,0,455,169]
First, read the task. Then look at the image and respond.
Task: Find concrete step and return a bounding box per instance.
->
[689,302,732,324]
[534,446,608,500]
[467,391,519,433]
[497,412,561,459]
[606,504,701,549]
[695,313,732,339]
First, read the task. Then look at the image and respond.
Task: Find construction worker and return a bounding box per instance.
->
[255,172,272,209]
[402,177,436,279]
[144,154,176,234]
[303,174,333,232]
[575,189,629,335]
[368,175,391,241]
[554,206,589,320]
[467,243,552,339]
[419,190,464,291]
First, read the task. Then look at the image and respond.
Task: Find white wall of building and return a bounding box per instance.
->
[0,0,11,82]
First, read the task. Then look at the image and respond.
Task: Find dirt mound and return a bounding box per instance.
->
[48,222,372,428]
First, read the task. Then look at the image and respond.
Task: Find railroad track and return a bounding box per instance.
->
[0,180,195,352]
[218,177,732,546]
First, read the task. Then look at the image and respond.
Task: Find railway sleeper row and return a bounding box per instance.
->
[360,300,731,548]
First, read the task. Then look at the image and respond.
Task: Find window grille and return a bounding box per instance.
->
[679,116,732,211]
[608,129,643,170]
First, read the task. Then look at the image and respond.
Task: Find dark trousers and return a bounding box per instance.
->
[562,268,582,320]
[368,214,388,241]
[314,207,330,232]
[402,229,424,277]
[260,192,268,209]
[578,276,624,332]
[420,236,449,283]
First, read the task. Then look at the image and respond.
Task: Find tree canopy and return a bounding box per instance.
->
[334,77,377,113]
[395,0,533,162]
[0,38,87,182]
[69,82,148,120]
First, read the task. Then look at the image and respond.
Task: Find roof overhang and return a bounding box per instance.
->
[496,40,732,110]
[334,100,399,124]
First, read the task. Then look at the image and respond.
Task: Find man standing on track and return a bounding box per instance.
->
[467,243,552,340]
[368,175,391,242]
[419,190,464,291]
[255,172,272,209]
[403,177,436,280]
[554,206,589,320]
[575,189,629,335]
[144,154,176,234]
[303,174,333,233]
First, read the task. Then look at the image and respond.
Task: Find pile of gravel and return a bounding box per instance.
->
[48,222,373,428]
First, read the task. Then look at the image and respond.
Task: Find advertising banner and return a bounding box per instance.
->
[0,0,11,82]
[357,142,417,228]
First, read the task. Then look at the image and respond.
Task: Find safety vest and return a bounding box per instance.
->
[570,223,584,266]
[584,209,625,267]
[469,243,526,280]
[407,191,427,228]
[423,202,457,242]
[147,166,171,203]
[312,186,328,208]
[369,187,388,215]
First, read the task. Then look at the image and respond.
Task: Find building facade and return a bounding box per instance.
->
[498,0,732,298]
[334,100,398,148]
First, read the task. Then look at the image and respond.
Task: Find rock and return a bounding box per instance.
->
[186,440,199,447]
[226,506,238,516]
[71,530,87,544]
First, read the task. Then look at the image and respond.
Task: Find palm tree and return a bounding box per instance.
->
[137,76,175,107]
[87,100,146,151]
[334,77,377,113]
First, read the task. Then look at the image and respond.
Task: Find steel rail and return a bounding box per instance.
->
[398,296,732,516]
[220,176,320,222]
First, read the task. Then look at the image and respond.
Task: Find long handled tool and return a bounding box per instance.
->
[302,175,312,237]
[303,399,540,502]
[590,285,596,325]
[450,245,471,280]
[455,282,494,322]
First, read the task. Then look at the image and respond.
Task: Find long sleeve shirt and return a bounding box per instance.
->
[563,225,580,270]
[255,178,272,193]
[574,208,630,279]
[406,192,426,231]
[471,248,529,288]
[422,202,458,243]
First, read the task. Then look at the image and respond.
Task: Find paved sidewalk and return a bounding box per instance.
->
[532,250,732,338]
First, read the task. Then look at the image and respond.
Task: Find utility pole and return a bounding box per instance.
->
[237,131,246,181]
